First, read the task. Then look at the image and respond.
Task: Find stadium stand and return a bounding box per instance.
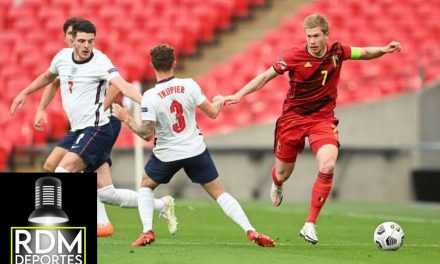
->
[195,0,440,134]
[0,0,264,170]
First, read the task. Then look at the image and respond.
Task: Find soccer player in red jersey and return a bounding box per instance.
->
[220,13,401,244]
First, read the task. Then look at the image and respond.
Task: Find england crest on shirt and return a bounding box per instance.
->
[71,66,78,75]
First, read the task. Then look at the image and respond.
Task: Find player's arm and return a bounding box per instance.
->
[10,70,58,115]
[109,76,141,105]
[111,103,154,141]
[38,79,60,111]
[34,79,60,131]
[352,41,401,60]
[197,98,222,119]
[222,67,278,105]
[103,83,121,110]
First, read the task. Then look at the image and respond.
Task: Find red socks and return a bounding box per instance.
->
[306,172,333,224]
[271,166,283,186]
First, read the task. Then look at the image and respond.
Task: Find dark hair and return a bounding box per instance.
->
[150,44,175,72]
[63,17,83,34]
[72,20,96,38]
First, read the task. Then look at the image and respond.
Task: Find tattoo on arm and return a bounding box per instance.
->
[126,119,154,140]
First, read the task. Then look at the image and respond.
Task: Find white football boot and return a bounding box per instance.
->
[299,222,318,245]
[270,183,283,206]
[159,196,178,235]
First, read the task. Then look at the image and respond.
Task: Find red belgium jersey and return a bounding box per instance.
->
[273,42,351,117]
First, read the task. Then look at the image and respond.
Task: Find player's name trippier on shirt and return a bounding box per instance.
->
[157,85,185,99]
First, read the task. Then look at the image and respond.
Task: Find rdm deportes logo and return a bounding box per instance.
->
[11,176,86,264]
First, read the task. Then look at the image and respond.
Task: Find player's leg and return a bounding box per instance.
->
[97,194,114,238]
[95,163,176,235]
[43,147,68,172]
[132,154,179,246]
[308,143,338,223]
[56,124,113,172]
[43,132,77,172]
[94,163,114,237]
[271,114,306,206]
[55,152,88,172]
[202,177,254,231]
[270,158,295,206]
[132,174,160,246]
[106,116,174,211]
[100,116,138,207]
[300,121,339,244]
[201,178,275,247]
[186,149,275,247]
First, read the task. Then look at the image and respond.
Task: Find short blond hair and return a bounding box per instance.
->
[303,13,329,34]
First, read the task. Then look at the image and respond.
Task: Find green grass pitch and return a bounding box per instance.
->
[98,200,440,264]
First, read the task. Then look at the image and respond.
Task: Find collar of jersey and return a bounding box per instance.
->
[157,76,175,84]
[72,51,95,64]
[305,44,327,59]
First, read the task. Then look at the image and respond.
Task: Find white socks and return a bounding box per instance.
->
[216,192,255,232]
[98,184,165,211]
[98,185,138,208]
[97,194,110,226]
[138,187,155,233]
[154,198,165,213]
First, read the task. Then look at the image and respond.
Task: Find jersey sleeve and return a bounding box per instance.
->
[340,44,353,60]
[141,91,156,121]
[273,49,293,74]
[191,79,207,106]
[99,54,120,81]
[49,49,63,75]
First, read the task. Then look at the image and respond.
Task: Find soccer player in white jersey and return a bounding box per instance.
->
[15,17,177,237]
[11,17,177,237]
[112,44,275,247]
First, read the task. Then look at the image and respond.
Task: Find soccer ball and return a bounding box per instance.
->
[374,222,404,251]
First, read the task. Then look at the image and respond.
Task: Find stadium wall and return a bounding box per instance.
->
[111,83,440,202]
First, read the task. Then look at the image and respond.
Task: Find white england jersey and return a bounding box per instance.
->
[49,48,119,131]
[141,77,207,162]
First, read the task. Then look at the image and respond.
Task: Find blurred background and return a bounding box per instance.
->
[1,0,439,203]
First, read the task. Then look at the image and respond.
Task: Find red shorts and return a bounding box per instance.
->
[274,111,340,163]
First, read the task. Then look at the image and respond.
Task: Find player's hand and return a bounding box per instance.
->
[213,95,224,108]
[222,94,242,105]
[111,103,131,123]
[34,110,48,131]
[10,92,27,116]
[384,41,401,53]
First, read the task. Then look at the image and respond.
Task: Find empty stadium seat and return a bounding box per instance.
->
[3,0,438,155]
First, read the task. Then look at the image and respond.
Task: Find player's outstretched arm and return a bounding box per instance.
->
[109,76,142,105]
[111,103,154,141]
[198,98,222,119]
[10,70,58,116]
[356,41,401,60]
[103,84,121,110]
[34,79,60,131]
[222,67,278,106]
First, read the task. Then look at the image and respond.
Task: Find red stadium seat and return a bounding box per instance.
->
[0,136,12,171]
[187,6,213,43]
[7,6,35,27]
[233,0,251,17]
[51,0,76,11]
[209,0,234,30]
